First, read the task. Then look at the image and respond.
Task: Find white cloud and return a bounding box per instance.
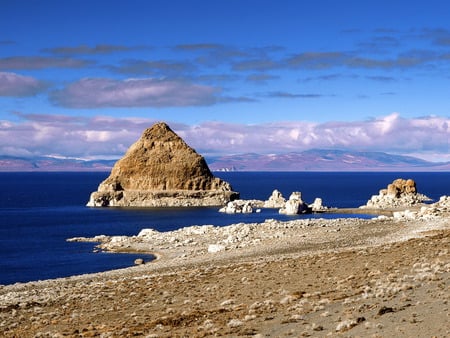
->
[0,113,449,162]
[0,113,153,159]
[180,113,450,159]
[50,77,219,108]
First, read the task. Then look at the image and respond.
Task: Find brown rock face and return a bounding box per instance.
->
[364,178,430,209]
[384,178,417,197]
[87,122,239,207]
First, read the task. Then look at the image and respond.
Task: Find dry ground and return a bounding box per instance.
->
[0,217,449,338]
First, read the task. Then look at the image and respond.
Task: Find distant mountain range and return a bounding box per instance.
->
[1,150,449,172]
[206,149,450,172]
[0,155,116,171]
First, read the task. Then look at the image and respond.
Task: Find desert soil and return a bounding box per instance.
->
[0,214,449,337]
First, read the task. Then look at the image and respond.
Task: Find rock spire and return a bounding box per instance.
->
[87,122,239,207]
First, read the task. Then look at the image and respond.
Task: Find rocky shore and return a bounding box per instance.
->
[1,193,449,337]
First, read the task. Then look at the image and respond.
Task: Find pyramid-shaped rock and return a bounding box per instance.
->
[87,122,239,207]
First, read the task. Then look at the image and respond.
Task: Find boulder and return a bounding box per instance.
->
[87,122,239,207]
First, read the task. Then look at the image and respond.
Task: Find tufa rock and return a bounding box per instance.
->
[392,195,450,220]
[219,200,254,213]
[279,192,310,215]
[362,178,430,209]
[263,189,286,208]
[310,197,327,212]
[384,178,417,197]
[87,122,239,207]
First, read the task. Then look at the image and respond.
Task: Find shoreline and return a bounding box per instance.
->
[0,198,450,338]
[3,201,448,287]
[66,205,421,259]
[0,203,437,284]
[1,201,449,337]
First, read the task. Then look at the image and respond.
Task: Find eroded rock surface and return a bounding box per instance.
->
[87,122,239,207]
[310,197,328,212]
[263,189,286,208]
[279,192,310,215]
[362,178,430,209]
[221,190,329,214]
[219,200,261,214]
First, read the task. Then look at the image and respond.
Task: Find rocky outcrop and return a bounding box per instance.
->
[263,189,286,208]
[219,200,261,214]
[219,190,328,215]
[87,122,239,207]
[279,192,310,215]
[310,197,328,212]
[361,178,430,209]
[391,195,450,220]
[220,189,286,214]
[385,178,417,196]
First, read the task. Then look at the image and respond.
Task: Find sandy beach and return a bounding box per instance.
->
[1,202,449,337]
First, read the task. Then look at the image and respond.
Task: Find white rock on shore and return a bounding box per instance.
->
[263,189,286,208]
[219,190,328,215]
[361,178,431,209]
[279,192,309,215]
[66,198,450,265]
[219,200,261,214]
[310,197,328,212]
[392,195,450,220]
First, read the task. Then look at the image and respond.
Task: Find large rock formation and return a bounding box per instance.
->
[361,178,430,209]
[87,122,239,207]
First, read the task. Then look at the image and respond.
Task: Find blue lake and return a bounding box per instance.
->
[1,171,449,285]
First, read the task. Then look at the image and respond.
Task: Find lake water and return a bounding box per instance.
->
[1,171,449,285]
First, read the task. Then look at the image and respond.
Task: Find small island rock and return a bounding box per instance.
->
[362,178,430,209]
[279,192,310,215]
[263,189,286,208]
[219,200,253,214]
[310,197,327,212]
[87,122,239,207]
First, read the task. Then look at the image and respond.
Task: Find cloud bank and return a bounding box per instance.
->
[3,27,450,110]
[50,78,220,108]
[0,56,92,70]
[1,113,448,162]
[0,72,48,96]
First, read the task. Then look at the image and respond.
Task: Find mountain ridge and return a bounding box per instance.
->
[206,149,450,172]
[0,155,116,171]
[1,150,449,172]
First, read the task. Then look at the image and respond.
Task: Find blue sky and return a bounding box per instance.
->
[1,0,450,161]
